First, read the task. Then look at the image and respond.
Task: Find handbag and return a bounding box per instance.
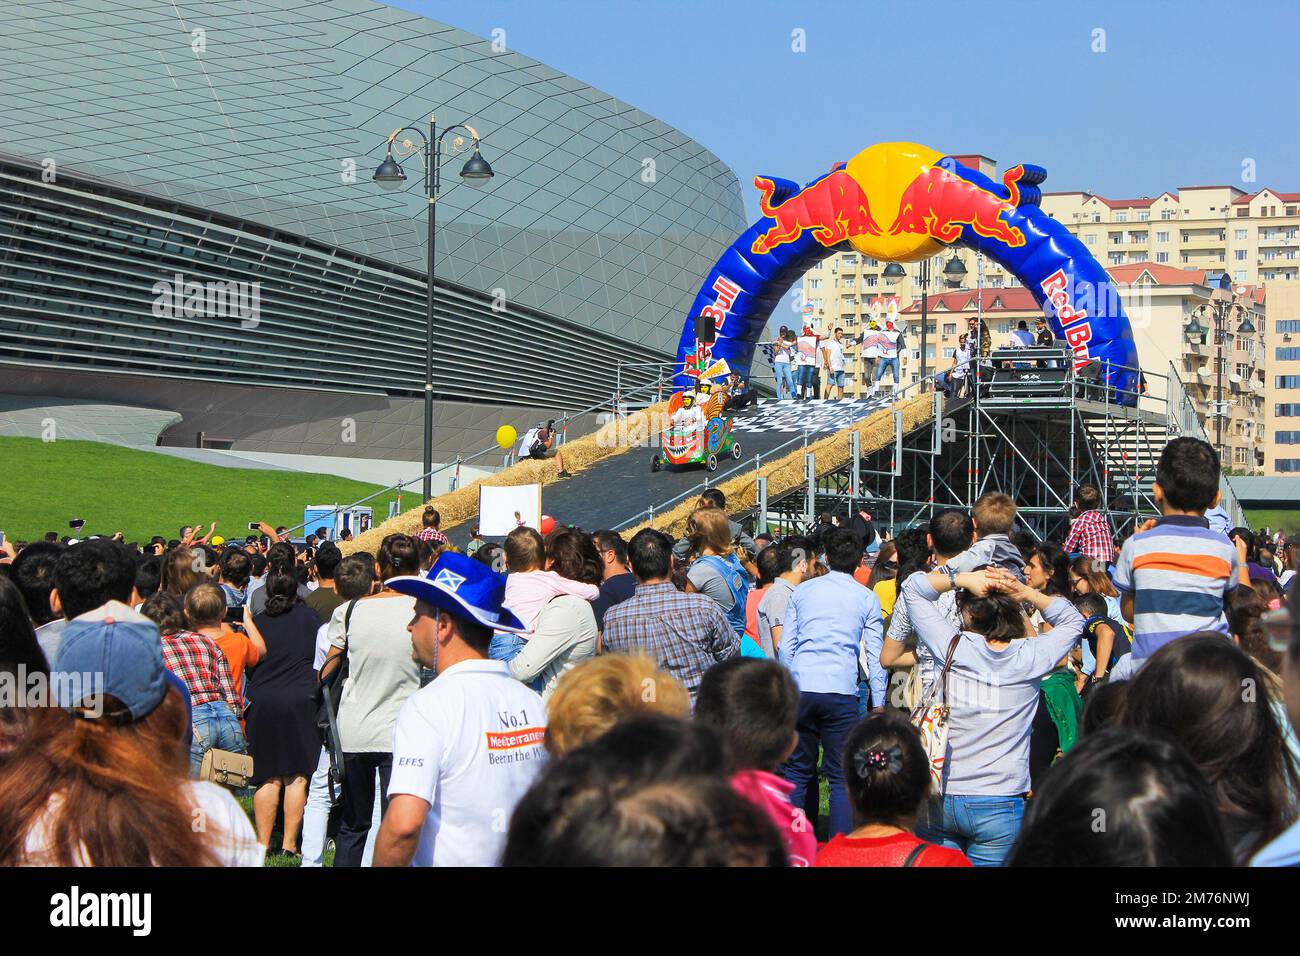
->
[192,718,254,790]
[198,746,254,790]
[314,599,358,807]
[909,634,961,792]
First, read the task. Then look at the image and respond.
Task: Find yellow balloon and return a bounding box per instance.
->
[496,424,517,449]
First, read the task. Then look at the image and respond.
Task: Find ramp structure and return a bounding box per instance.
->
[748,349,1245,542]
[341,349,1244,555]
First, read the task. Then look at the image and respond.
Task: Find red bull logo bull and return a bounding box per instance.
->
[888,165,1027,248]
[751,165,882,255]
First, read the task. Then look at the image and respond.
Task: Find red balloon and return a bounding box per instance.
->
[540,514,555,535]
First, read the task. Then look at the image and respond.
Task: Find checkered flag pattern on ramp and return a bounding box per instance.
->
[730,397,891,435]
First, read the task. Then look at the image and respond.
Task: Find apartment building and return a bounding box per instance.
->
[1264,282,1300,474]
[1040,187,1300,285]
[799,159,1293,473]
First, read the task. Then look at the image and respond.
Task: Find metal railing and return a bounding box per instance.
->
[610,371,942,532]
[1165,360,1246,526]
[279,377,670,538]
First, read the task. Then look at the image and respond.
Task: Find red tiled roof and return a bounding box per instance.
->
[1108,262,1207,286]
[1232,190,1300,204]
[1098,197,1156,209]
[900,288,1041,313]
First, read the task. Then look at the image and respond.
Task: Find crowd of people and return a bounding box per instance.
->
[2,435,1299,868]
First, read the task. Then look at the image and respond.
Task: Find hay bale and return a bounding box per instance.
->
[341,400,672,556]
[620,394,933,540]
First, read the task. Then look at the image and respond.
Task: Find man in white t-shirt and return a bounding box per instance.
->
[821,327,848,401]
[376,552,546,867]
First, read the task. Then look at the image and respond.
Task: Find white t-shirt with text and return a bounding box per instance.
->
[387,659,547,866]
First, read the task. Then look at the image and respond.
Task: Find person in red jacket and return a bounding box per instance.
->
[817,711,972,867]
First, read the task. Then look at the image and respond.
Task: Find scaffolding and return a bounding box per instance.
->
[752,347,1245,541]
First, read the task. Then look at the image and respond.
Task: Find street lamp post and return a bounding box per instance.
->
[372,115,494,501]
[883,258,932,389]
[1185,273,1253,468]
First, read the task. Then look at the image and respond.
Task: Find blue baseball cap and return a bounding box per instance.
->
[388,551,528,633]
[53,601,168,721]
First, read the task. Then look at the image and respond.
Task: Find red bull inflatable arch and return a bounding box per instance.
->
[675,142,1140,404]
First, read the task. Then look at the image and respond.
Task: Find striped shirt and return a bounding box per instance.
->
[1113,515,1240,661]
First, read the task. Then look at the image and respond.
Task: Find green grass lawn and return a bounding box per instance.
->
[1244,509,1300,534]
[0,436,405,544]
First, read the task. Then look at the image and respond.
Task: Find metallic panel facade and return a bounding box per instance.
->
[0,0,744,418]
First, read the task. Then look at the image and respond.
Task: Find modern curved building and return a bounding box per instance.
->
[0,0,743,471]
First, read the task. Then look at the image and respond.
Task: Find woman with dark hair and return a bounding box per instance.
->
[0,576,47,764]
[317,534,421,867]
[1069,553,1124,677]
[818,711,971,866]
[900,564,1084,865]
[863,541,897,590]
[1120,633,1300,863]
[508,529,601,699]
[245,570,321,858]
[1231,581,1300,784]
[246,541,311,618]
[1025,544,1071,602]
[1008,728,1233,866]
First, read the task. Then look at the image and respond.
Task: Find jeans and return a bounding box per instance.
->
[489,632,526,662]
[782,692,860,838]
[489,633,543,692]
[302,746,382,867]
[875,356,900,384]
[334,751,393,868]
[917,793,1026,866]
[796,364,816,396]
[774,362,795,399]
[827,369,846,389]
[189,700,246,778]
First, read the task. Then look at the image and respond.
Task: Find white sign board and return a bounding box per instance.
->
[479,483,542,536]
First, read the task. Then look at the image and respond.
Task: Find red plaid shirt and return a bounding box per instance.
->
[415,527,449,545]
[1064,510,1115,564]
[162,630,242,718]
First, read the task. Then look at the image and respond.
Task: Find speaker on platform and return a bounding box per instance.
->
[694,314,716,344]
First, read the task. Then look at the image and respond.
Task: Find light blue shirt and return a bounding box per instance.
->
[1205,504,1232,537]
[778,570,884,701]
[1253,817,1300,866]
[903,574,1084,795]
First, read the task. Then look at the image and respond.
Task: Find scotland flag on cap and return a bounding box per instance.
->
[388,551,528,633]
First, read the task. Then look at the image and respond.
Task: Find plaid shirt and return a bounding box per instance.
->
[600,581,739,705]
[162,630,242,718]
[415,527,449,545]
[1064,510,1116,564]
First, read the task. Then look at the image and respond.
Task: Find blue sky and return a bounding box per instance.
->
[402,0,1297,221]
